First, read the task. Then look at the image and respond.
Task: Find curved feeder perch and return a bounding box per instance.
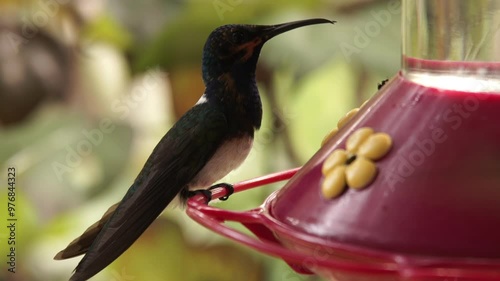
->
[187,1,500,280]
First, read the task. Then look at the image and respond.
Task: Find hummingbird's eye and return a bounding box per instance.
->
[231,31,246,44]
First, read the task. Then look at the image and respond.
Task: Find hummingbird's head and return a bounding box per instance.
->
[201,18,334,85]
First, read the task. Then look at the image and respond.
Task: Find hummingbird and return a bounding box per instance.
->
[55,18,334,281]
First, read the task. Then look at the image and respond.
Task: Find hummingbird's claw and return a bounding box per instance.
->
[188,183,233,203]
[188,189,212,203]
[208,183,234,201]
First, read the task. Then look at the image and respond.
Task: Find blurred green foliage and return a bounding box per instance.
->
[0,0,400,280]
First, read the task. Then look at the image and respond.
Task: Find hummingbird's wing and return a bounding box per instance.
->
[67,104,229,281]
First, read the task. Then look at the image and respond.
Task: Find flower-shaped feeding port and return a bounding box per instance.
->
[321,98,376,146]
[321,127,393,199]
[321,107,360,146]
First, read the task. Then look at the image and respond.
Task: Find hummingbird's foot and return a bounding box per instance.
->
[208,183,234,201]
[188,189,212,203]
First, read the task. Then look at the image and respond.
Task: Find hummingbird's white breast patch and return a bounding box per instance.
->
[195,94,208,105]
[190,134,253,189]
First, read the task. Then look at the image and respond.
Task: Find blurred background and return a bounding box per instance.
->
[0,0,400,280]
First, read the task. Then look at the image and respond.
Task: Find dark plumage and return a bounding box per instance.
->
[55,18,334,281]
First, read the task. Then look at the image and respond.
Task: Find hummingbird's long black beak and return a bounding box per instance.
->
[262,18,335,41]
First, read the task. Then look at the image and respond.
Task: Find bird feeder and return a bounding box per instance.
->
[186,1,500,280]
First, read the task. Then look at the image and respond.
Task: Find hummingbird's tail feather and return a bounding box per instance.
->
[68,174,183,281]
[54,202,120,260]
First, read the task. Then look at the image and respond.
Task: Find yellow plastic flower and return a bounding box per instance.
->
[321,99,371,146]
[321,127,392,199]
